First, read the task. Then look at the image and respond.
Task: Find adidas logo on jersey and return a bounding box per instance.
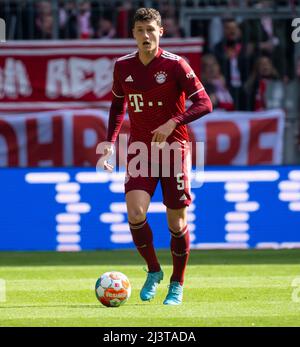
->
[180,194,188,201]
[125,75,133,82]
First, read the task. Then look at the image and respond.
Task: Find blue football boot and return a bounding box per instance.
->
[163,281,183,305]
[140,269,164,301]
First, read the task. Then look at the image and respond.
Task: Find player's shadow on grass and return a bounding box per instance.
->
[1,249,300,266]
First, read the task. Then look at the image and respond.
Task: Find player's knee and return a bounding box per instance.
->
[127,208,147,225]
[168,219,186,235]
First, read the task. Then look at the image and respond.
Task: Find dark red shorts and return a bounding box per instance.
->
[124,152,192,210]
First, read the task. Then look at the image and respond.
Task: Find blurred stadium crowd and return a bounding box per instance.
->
[1,0,300,162]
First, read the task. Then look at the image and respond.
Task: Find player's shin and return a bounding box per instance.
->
[169,225,190,285]
[129,219,161,273]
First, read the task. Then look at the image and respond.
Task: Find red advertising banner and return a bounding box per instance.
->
[0,109,284,167]
[0,39,203,113]
[193,109,285,165]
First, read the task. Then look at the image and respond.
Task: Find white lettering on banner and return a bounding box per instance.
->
[0,58,32,98]
[46,58,114,99]
[0,39,202,112]
[0,110,108,167]
[93,58,116,97]
[46,59,69,98]
[192,109,285,165]
[0,109,284,167]
[70,58,94,98]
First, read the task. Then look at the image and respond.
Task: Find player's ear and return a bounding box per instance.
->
[159,27,164,37]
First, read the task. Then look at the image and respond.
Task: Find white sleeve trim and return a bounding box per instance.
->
[188,87,204,99]
[112,90,125,98]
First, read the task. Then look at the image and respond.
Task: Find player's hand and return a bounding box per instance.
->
[151,119,177,146]
[97,143,114,173]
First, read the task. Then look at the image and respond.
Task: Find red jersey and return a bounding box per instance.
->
[108,48,211,146]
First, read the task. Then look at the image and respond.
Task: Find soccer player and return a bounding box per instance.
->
[101,8,212,305]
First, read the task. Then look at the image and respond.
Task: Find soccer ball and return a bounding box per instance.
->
[95,271,131,307]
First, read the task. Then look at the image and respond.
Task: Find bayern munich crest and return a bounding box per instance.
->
[154,71,167,84]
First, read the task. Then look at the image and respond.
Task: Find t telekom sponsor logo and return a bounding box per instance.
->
[129,93,164,113]
[128,94,143,113]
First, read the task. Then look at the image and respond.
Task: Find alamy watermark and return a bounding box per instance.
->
[96,135,205,189]
[0,18,6,42]
[291,18,300,43]
[0,279,6,302]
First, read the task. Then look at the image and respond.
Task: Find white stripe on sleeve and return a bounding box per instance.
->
[112,90,125,98]
[188,87,204,99]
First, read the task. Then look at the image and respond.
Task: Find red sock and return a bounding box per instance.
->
[169,225,190,285]
[129,219,161,273]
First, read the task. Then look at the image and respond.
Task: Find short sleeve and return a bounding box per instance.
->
[111,62,125,98]
[176,58,204,99]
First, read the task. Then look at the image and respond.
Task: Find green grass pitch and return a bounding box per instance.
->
[1,249,300,327]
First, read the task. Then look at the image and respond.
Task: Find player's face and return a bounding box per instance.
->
[133,20,163,54]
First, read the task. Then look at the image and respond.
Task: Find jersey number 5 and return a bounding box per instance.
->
[176,173,185,190]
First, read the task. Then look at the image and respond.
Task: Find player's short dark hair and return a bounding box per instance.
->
[133,8,162,27]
